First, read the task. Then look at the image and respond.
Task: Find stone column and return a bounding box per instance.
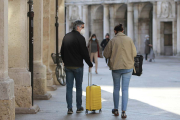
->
[43,0,57,91]
[127,3,134,39]
[58,0,65,48]
[103,4,110,38]
[0,0,15,119]
[177,1,180,55]
[152,2,157,54]
[49,0,58,85]
[109,5,115,39]
[8,0,39,113]
[83,5,89,43]
[34,0,52,100]
[134,3,139,53]
[66,5,70,34]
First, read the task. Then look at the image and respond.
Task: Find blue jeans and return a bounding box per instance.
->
[112,69,133,111]
[65,67,83,109]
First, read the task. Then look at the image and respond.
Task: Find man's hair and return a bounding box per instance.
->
[105,33,110,37]
[73,20,84,30]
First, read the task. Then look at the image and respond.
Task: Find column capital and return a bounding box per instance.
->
[103,4,109,7]
[151,1,157,5]
[127,2,133,5]
[127,3,133,12]
[65,5,69,7]
[133,3,139,7]
[83,5,89,8]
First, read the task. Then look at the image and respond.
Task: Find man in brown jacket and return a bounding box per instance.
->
[103,24,137,118]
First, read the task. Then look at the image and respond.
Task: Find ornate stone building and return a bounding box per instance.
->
[0,0,65,119]
[65,0,180,56]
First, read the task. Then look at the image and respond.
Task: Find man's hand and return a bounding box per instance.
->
[89,67,92,73]
[149,44,152,47]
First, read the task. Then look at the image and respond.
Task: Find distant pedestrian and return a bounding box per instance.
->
[149,48,155,62]
[87,34,102,74]
[104,24,137,118]
[101,33,110,66]
[144,35,152,61]
[60,20,93,114]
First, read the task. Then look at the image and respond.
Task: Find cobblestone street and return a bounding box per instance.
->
[16,57,180,120]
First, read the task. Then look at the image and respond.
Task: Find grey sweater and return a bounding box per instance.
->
[91,41,98,53]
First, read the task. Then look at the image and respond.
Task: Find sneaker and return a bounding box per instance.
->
[76,106,84,113]
[112,109,119,116]
[121,111,127,118]
[67,108,73,114]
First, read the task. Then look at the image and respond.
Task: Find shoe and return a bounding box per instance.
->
[112,109,119,116]
[67,108,73,114]
[95,71,98,74]
[121,111,127,118]
[76,106,84,113]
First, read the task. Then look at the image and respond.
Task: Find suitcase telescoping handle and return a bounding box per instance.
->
[88,68,92,86]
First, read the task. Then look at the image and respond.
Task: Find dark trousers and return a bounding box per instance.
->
[145,54,148,60]
[105,58,108,64]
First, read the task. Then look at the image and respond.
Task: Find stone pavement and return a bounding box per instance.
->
[16,56,180,120]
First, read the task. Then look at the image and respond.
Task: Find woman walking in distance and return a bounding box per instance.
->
[87,34,102,74]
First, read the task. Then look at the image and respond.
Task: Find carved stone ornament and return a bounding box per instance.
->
[161,2,172,18]
[70,6,80,20]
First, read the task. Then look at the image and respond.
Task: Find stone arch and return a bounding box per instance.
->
[94,5,103,19]
[139,3,153,18]
[138,3,153,54]
[92,5,103,41]
[114,4,127,34]
[116,4,127,19]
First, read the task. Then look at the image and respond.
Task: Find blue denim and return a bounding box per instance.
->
[65,67,83,109]
[112,69,133,111]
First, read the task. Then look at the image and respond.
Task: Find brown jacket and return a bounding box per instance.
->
[87,40,103,58]
[104,32,137,70]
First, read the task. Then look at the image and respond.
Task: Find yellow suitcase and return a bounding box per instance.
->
[86,72,102,114]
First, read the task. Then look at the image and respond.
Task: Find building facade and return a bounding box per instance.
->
[65,0,180,56]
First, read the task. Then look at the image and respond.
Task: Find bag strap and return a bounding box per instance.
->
[133,67,136,73]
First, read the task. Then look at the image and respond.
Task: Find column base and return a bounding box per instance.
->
[15,105,40,114]
[33,93,52,100]
[47,76,57,91]
[0,97,15,120]
[50,64,60,85]
[47,85,57,91]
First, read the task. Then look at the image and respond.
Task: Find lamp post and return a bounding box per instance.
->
[28,0,34,106]
[55,0,59,65]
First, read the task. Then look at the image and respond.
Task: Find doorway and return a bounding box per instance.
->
[164,22,173,56]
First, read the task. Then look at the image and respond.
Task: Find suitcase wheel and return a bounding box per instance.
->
[86,109,88,114]
[99,109,102,113]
